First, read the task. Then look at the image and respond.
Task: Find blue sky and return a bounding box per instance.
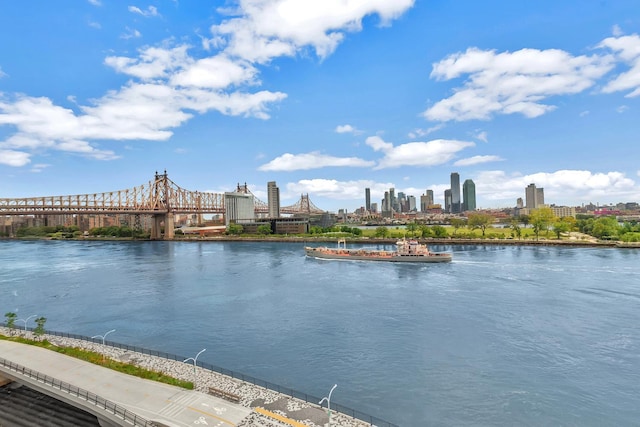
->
[1,0,640,212]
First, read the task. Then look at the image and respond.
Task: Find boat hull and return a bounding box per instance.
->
[304,247,452,263]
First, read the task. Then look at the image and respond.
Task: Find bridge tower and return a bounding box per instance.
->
[150,170,175,240]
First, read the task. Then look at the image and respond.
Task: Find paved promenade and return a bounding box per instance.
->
[0,329,379,427]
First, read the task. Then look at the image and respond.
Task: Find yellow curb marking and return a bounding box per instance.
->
[187,406,235,426]
[255,407,309,427]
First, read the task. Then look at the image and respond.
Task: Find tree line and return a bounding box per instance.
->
[11,210,640,242]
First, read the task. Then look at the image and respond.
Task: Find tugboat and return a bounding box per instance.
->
[304,239,452,263]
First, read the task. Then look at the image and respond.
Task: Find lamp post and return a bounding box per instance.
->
[183,348,206,389]
[91,329,116,346]
[319,384,337,427]
[91,329,116,362]
[16,314,37,331]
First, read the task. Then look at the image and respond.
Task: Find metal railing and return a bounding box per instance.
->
[3,326,399,427]
[0,356,152,426]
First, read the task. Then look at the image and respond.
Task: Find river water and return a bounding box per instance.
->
[1,240,639,426]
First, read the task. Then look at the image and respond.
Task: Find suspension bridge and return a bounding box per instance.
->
[0,171,326,239]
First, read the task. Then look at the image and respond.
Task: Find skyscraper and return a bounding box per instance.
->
[407,195,416,211]
[397,192,406,212]
[450,172,461,213]
[365,188,371,212]
[426,189,434,207]
[444,189,452,213]
[462,179,476,211]
[389,188,396,212]
[525,183,537,209]
[536,187,545,207]
[420,194,429,212]
[267,181,280,218]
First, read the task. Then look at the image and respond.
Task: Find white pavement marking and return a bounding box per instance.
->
[160,390,201,417]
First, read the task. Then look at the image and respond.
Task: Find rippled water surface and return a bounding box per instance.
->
[1,240,639,426]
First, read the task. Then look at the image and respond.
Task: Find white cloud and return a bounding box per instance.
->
[128,5,159,17]
[171,55,258,88]
[599,34,640,97]
[424,47,614,121]
[335,124,359,134]
[88,21,101,29]
[210,0,415,63]
[105,45,192,80]
[55,140,119,160]
[0,149,30,166]
[454,155,503,166]
[121,27,142,40]
[365,135,474,169]
[579,110,590,117]
[0,66,7,78]
[474,169,639,205]
[88,0,101,6]
[612,25,623,37]
[1,1,412,168]
[258,151,375,171]
[0,66,286,165]
[616,105,628,113]
[473,130,488,142]
[30,163,50,173]
[408,124,444,138]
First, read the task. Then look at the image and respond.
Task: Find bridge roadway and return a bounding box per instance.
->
[0,340,254,427]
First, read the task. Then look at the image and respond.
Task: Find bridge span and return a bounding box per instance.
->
[0,171,326,239]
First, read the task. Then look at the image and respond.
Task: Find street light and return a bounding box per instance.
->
[16,314,37,331]
[91,329,116,346]
[319,384,337,427]
[183,348,206,389]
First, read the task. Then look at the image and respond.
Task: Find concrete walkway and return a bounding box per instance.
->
[0,340,252,427]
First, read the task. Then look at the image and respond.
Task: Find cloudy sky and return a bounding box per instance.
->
[1,0,639,211]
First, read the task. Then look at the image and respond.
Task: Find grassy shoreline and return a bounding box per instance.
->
[0,332,193,389]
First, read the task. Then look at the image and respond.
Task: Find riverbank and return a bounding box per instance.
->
[170,235,628,248]
[0,328,386,427]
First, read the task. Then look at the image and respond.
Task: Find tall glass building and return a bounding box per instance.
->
[462,179,476,211]
[450,172,461,213]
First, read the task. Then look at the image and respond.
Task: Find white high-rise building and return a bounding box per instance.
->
[526,183,544,209]
[224,192,255,226]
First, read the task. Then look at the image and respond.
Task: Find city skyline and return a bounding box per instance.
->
[1,1,640,213]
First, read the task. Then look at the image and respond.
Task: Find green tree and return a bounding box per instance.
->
[419,225,433,238]
[431,225,448,238]
[590,216,620,240]
[309,226,323,234]
[34,316,47,337]
[467,212,494,237]
[510,219,522,240]
[226,224,244,235]
[450,218,466,236]
[351,227,362,236]
[406,223,418,237]
[552,220,571,239]
[530,207,555,241]
[256,224,272,235]
[375,226,390,238]
[4,312,17,329]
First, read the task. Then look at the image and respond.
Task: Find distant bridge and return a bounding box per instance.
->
[0,171,326,239]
